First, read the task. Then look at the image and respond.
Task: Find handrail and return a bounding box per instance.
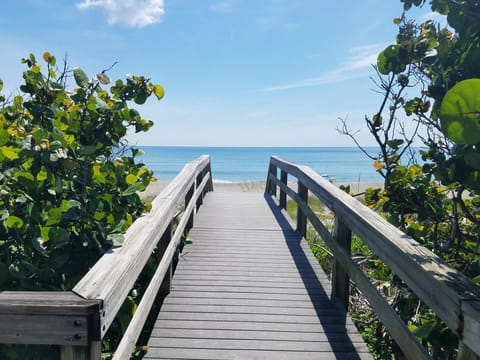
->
[266,155,480,360]
[0,155,213,359]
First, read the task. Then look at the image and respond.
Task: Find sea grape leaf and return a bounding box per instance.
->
[0,130,9,147]
[125,174,137,185]
[2,146,19,160]
[6,216,24,229]
[73,67,89,88]
[439,79,480,144]
[377,45,407,75]
[152,84,165,100]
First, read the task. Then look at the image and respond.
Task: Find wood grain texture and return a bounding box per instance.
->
[0,292,101,346]
[145,191,370,359]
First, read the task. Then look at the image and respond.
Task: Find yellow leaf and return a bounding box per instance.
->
[144,203,152,212]
[93,165,101,177]
[126,174,137,185]
[421,28,430,37]
[152,85,165,100]
[373,160,383,171]
[42,51,51,62]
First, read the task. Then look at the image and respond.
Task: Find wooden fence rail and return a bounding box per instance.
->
[265,155,480,360]
[0,155,213,360]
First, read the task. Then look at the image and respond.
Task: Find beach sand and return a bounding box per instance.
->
[141,179,383,198]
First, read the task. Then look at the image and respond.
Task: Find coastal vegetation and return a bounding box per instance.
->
[0,52,163,358]
[339,0,480,358]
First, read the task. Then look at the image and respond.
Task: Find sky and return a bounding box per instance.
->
[1,1,435,147]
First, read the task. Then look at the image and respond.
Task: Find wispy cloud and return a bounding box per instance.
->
[263,43,384,91]
[76,0,165,28]
[210,0,238,14]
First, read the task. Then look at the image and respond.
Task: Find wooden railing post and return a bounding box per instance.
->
[279,170,287,209]
[331,218,352,308]
[185,183,195,232]
[158,222,173,296]
[61,342,101,360]
[266,163,277,196]
[296,182,308,238]
[196,173,204,210]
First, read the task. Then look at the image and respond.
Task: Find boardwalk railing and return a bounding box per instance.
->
[0,155,213,359]
[266,156,480,360]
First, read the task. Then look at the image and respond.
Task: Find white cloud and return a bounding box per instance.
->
[76,0,165,28]
[210,0,237,14]
[263,43,385,91]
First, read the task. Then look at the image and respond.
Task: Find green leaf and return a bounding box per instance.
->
[14,171,36,190]
[1,146,19,160]
[37,167,48,181]
[134,90,147,105]
[439,79,480,144]
[0,78,3,92]
[464,148,480,170]
[122,182,142,196]
[0,130,9,147]
[49,227,70,248]
[377,45,408,75]
[107,233,125,247]
[6,216,24,229]
[46,208,62,226]
[32,238,47,254]
[9,263,27,280]
[73,67,89,88]
[79,145,96,155]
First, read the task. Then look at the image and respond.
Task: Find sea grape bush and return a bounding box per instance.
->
[0,52,164,292]
[341,0,480,358]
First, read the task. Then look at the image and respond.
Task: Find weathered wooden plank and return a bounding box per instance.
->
[0,314,90,346]
[169,284,328,295]
[162,296,338,309]
[0,291,101,316]
[148,337,370,352]
[148,347,372,360]
[159,304,340,317]
[145,348,372,360]
[0,292,101,346]
[162,290,328,302]
[150,328,365,343]
[153,319,360,332]
[156,310,347,324]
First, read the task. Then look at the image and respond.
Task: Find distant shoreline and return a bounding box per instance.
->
[141,179,383,198]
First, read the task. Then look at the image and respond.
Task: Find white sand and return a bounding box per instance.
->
[140,179,383,198]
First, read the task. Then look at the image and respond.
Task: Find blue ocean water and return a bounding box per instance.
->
[138,146,384,183]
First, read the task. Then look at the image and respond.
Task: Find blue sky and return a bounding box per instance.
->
[1,1,434,147]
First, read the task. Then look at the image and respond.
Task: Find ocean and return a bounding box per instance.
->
[138,146,384,183]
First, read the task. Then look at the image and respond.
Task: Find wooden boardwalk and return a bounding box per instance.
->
[145,191,371,359]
